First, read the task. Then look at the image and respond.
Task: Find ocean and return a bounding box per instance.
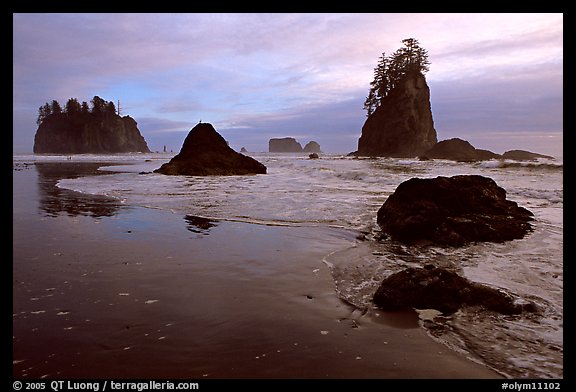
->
[12,152,563,379]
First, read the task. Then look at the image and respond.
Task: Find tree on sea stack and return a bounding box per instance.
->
[363,38,430,116]
[33,95,151,154]
[357,38,437,157]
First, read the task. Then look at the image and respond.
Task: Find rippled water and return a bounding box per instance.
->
[15,152,563,378]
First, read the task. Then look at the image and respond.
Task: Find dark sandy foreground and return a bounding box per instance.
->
[13,161,501,379]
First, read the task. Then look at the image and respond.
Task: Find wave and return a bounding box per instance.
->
[478,159,563,171]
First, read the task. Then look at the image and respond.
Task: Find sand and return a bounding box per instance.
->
[13,161,502,379]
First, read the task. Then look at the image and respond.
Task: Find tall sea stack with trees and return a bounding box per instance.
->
[357,38,437,157]
[33,96,150,154]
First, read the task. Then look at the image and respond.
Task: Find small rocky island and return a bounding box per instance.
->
[154,123,266,176]
[421,138,500,162]
[269,137,303,152]
[420,138,555,162]
[33,96,150,154]
[269,137,321,153]
[303,141,321,153]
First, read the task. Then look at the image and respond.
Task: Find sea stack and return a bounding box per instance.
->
[269,137,303,152]
[34,110,150,154]
[357,72,437,157]
[154,123,266,176]
[303,141,321,153]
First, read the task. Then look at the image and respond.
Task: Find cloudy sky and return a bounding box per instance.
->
[13,13,563,155]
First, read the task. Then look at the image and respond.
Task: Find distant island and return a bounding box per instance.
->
[269,137,321,153]
[33,96,150,154]
[356,38,552,161]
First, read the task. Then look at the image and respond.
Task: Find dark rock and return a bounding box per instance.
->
[422,138,501,162]
[154,123,266,176]
[34,113,150,154]
[373,265,529,315]
[303,141,321,153]
[502,150,555,161]
[240,147,248,153]
[475,148,502,161]
[308,153,319,159]
[377,175,534,246]
[357,72,437,157]
[346,151,358,157]
[269,137,303,152]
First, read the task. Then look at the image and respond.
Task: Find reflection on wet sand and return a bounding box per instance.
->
[184,215,218,235]
[34,162,123,218]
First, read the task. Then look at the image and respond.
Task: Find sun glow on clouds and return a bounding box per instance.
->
[13,13,562,154]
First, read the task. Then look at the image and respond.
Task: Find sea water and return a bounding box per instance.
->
[13,152,563,378]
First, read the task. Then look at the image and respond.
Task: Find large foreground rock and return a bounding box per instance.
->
[377,175,533,246]
[357,72,437,157]
[373,265,534,315]
[154,123,266,176]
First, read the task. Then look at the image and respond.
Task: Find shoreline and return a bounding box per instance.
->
[13,160,502,379]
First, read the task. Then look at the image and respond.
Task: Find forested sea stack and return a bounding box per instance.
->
[357,39,437,157]
[33,96,150,154]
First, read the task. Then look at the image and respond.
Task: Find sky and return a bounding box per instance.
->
[13,13,563,156]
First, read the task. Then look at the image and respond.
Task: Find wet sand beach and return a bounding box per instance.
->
[13,160,501,379]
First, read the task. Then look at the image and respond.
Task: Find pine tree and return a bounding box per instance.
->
[36,103,52,125]
[65,98,81,115]
[90,96,106,115]
[105,101,116,116]
[363,38,430,117]
[51,100,62,114]
[81,101,90,115]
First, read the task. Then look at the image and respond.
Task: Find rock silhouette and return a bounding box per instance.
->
[421,138,501,162]
[154,123,266,176]
[420,140,555,162]
[34,113,150,154]
[303,141,321,153]
[502,150,555,161]
[357,72,437,157]
[269,137,303,152]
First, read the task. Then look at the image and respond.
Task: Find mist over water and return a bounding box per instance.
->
[15,152,563,378]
